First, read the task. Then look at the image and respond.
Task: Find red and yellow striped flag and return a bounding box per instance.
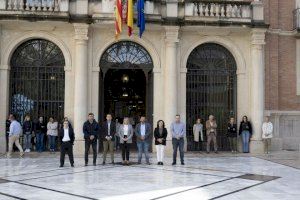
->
[127,0,134,36]
[115,0,122,38]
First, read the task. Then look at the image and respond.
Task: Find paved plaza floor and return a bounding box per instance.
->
[0,151,299,200]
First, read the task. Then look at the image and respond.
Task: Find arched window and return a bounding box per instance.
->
[186,43,237,151]
[9,39,65,122]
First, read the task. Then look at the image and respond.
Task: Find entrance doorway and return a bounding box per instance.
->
[103,68,148,125]
[99,41,154,150]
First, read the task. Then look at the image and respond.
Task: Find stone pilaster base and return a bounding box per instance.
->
[73,139,85,156]
[250,139,264,154]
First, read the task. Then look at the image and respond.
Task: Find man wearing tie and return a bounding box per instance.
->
[59,120,75,167]
[101,114,116,165]
[135,116,151,164]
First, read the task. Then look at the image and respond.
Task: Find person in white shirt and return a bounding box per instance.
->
[262,116,273,154]
[59,120,75,167]
[7,114,24,158]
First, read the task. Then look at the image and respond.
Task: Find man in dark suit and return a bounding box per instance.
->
[59,120,75,167]
[101,114,116,165]
[83,113,100,166]
[135,116,152,164]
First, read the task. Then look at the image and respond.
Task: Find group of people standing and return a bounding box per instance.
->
[79,113,183,167]
[6,112,274,167]
[192,115,273,154]
[5,114,69,158]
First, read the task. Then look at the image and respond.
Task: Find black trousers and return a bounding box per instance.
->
[85,139,97,164]
[60,141,74,166]
[6,134,9,152]
[121,143,130,161]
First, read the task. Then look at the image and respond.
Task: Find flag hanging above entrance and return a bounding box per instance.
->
[115,0,122,38]
[137,0,145,38]
[127,0,134,36]
[115,0,146,38]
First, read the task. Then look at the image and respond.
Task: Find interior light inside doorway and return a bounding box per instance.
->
[122,74,129,83]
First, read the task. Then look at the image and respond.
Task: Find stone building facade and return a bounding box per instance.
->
[0,0,298,154]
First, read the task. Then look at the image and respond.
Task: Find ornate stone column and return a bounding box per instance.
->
[64,66,73,124]
[164,26,179,154]
[250,29,266,153]
[73,23,89,155]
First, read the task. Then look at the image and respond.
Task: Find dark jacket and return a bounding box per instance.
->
[135,122,152,142]
[59,128,75,145]
[239,121,252,135]
[35,121,47,134]
[101,121,116,141]
[6,120,10,136]
[83,120,100,140]
[154,127,168,145]
[23,121,33,134]
[227,123,237,137]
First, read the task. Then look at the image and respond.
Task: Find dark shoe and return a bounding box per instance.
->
[181,162,185,165]
[157,162,160,165]
[172,162,176,165]
[161,162,164,165]
[71,164,74,167]
[102,162,106,165]
[111,161,115,165]
[93,163,96,166]
[85,163,88,166]
[59,165,63,168]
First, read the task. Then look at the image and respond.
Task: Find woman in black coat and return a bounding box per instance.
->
[154,120,168,165]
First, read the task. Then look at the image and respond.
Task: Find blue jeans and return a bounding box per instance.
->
[36,132,44,152]
[48,135,56,151]
[242,131,250,153]
[24,134,32,150]
[172,138,184,163]
[137,141,150,163]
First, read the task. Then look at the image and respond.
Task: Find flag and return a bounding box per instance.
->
[127,0,134,36]
[137,0,145,38]
[115,0,122,38]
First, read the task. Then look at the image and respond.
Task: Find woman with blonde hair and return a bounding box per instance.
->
[118,117,134,165]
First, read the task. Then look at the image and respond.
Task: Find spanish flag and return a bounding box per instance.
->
[115,0,122,38]
[127,0,134,36]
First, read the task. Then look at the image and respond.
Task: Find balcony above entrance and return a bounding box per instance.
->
[0,0,265,27]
